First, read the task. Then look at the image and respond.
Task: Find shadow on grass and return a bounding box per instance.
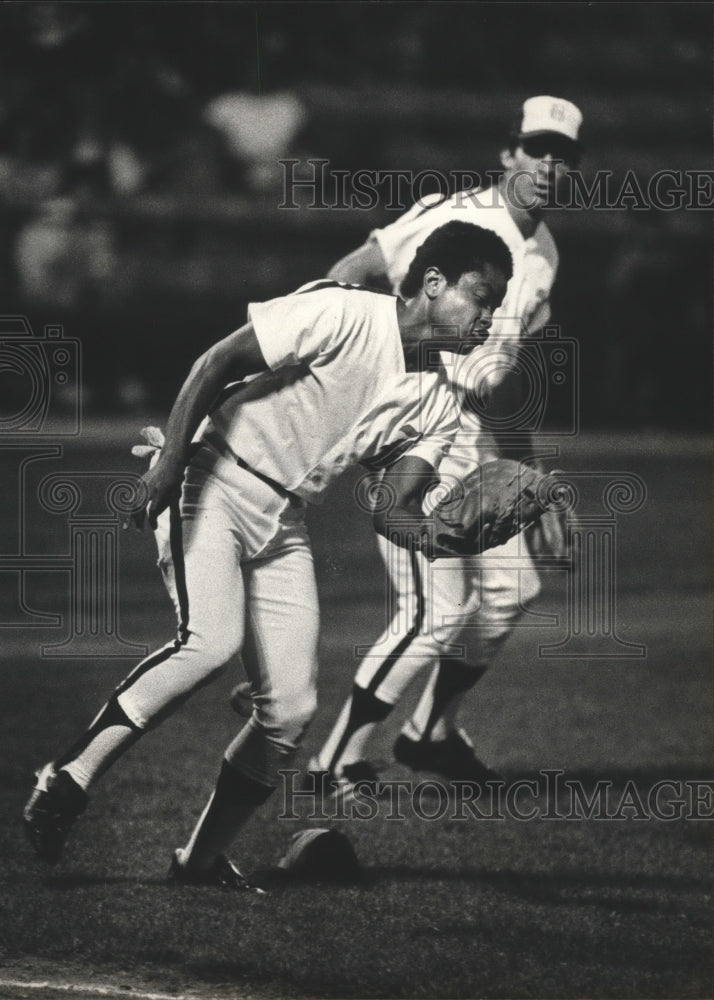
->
[24,863,710,906]
[510,766,714,783]
[392,766,714,789]
[367,863,711,915]
[40,873,169,888]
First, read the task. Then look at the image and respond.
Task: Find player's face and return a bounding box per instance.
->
[426,262,508,345]
[502,135,577,209]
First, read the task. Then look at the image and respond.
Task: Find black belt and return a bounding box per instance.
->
[200,431,302,506]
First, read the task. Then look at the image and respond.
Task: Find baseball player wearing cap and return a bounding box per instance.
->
[306,96,584,796]
[23,221,512,889]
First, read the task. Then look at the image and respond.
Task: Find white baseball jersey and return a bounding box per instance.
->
[372,185,559,469]
[203,281,460,502]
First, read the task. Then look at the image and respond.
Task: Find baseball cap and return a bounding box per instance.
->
[518,95,583,143]
[514,95,583,166]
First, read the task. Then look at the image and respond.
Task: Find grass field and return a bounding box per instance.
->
[0,423,711,1000]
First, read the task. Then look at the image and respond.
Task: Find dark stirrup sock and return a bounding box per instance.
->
[326,684,394,770]
[420,659,487,741]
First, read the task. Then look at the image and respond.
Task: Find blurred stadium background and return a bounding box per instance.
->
[0,1,710,430]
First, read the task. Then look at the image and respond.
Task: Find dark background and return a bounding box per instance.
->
[0,1,710,430]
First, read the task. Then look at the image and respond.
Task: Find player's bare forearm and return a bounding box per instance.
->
[327,237,389,288]
[372,454,440,555]
[138,322,268,527]
[160,322,266,462]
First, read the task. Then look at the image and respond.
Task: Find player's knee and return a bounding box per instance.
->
[278,690,318,744]
[477,575,541,633]
[187,625,243,676]
[462,616,520,663]
[255,687,317,748]
[429,618,464,647]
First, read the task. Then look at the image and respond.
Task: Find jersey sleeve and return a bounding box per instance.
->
[404,430,455,471]
[526,298,551,335]
[248,290,344,370]
[370,192,448,293]
[403,390,460,471]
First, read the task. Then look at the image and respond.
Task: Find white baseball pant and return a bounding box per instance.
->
[353,530,541,703]
[116,443,320,786]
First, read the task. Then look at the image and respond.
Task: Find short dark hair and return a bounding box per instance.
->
[399,221,513,299]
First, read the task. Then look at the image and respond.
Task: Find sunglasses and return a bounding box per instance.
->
[520,135,581,168]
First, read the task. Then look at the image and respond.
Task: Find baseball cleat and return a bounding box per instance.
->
[23,764,88,865]
[303,759,380,807]
[393,730,501,784]
[335,761,380,804]
[168,848,267,894]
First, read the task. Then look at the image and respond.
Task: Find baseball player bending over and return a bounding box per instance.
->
[305,96,583,796]
[23,221,511,890]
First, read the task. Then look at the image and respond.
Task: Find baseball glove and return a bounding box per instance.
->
[429,459,562,558]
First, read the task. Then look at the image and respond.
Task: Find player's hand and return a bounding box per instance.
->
[124,457,184,532]
[125,426,182,531]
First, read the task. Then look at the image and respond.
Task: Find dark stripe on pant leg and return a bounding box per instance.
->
[326,547,426,772]
[54,693,141,769]
[114,636,187,697]
[326,684,393,773]
[111,499,193,697]
[53,632,197,769]
[365,545,426,696]
[168,499,190,643]
[111,632,215,729]
[54,507,202,767]
[55,628,192,769]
